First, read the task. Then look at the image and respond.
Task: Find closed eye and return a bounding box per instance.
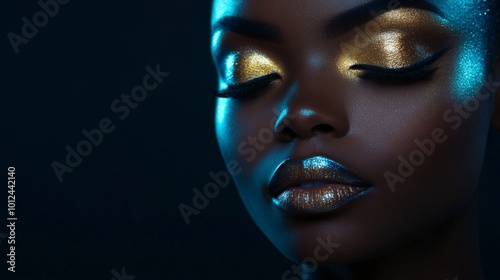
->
[214,73,281,98]
[350,48,449,83]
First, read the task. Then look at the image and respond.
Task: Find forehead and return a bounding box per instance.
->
[211,0,483,28]
[212,0,365,22]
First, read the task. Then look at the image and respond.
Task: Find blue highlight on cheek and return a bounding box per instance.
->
[215,98,234,151]
[445,0,490,101]
[215,98,230,128]
[453,43,487,100]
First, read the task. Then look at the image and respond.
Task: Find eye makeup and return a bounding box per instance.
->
[215,50,284,98]
[222,50,283,85]
[336,8,454,80]
[350,48,449,83]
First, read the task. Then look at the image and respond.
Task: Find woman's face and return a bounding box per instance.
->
[211,0,499,262]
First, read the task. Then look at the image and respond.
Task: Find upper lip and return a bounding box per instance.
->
[269,156,371,195]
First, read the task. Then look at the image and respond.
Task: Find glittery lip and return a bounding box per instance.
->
[269,156,372,215]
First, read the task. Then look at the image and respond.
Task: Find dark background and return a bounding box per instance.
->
[0,1,498,279]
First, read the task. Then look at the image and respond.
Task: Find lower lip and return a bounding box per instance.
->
[272,184,370,215]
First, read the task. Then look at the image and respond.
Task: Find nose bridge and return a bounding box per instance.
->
[290,42,346,103]
[273,49,350,141]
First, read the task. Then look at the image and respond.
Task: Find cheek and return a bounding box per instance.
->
[297,86,492,262]
[351,47,492,195]
[215,98,279,171]
[215,99,288,242]
[215,98,236,157]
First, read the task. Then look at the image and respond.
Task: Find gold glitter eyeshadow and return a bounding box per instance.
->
[336,8,454,78]
[223,50,283,84]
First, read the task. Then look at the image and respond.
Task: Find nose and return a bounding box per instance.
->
[274,82,350,143]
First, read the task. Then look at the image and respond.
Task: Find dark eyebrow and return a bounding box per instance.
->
[326,0,445,38]
[212,16,282,43]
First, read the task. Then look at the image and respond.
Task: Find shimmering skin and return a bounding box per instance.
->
[223,50,283,84]
[274,185,368,215]
[337,8,454,77]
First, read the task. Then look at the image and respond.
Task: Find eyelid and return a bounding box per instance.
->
[222,50,284,85]
[349,47,450,73]
[226,72,281,87]
[215,73,281,98]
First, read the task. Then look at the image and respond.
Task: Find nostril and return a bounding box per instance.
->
[313,124,334,133]
[276,123,336,142]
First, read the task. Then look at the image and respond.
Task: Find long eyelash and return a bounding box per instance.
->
[358,67,437,83]
[214,73,281,98]
[350,48,449,82]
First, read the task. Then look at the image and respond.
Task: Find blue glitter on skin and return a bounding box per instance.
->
[454,44,487,100]
[444,0,490,100]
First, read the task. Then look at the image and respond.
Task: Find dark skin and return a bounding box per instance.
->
[211,0,500,279]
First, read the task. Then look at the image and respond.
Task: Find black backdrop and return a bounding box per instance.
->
[0,1,499,279]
